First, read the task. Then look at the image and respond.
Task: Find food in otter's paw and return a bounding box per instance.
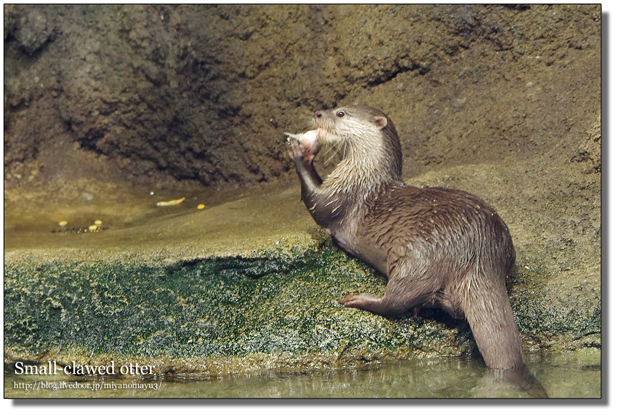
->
[284,129,322,152]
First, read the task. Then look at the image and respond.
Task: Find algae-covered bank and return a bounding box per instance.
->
[4,184,480,375]
[4,4,600,398]
[4,156,601,388]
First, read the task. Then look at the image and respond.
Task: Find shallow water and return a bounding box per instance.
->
[4,350,600,399]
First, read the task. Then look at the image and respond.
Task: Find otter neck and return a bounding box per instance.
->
[323,133,403,201]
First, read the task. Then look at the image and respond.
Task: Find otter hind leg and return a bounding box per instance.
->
[340,250,436,316]
[339,280,428,317]
[339,293,382,310]
[339,292,416,316]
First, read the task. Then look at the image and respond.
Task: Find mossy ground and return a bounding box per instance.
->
[5,242,474,375]
[5,131,600,374]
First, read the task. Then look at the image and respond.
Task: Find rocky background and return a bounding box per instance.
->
[4,4,600,187]
[4,4,601,384]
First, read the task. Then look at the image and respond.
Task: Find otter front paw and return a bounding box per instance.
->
[285,130,321,159]
[286,134,317,166]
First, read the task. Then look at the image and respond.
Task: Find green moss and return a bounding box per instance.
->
[508,265,601,341]
[4,246,600,374]
[5,246,471,368]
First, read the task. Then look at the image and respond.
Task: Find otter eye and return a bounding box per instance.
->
[336,111,345,117]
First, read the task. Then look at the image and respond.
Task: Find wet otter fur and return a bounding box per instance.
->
[287,105,547,398]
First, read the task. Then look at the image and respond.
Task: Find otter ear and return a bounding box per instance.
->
[374,116,388,129]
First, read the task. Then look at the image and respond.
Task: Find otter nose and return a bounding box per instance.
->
[314,111,322,119]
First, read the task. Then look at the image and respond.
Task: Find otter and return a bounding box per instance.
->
[286,105,547,398]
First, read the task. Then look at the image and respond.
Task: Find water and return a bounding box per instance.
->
[4,350,600,399]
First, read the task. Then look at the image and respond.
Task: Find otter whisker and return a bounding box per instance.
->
[323,139,344,166]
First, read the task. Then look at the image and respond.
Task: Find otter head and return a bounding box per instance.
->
[313,106,393,145]
[313,105,403,184]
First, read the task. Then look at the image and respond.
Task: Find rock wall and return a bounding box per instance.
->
[4,4,601,187]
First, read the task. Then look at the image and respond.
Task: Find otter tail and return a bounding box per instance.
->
[461,274,524,369]
[461,272,548,398]
[492,365,549,398]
